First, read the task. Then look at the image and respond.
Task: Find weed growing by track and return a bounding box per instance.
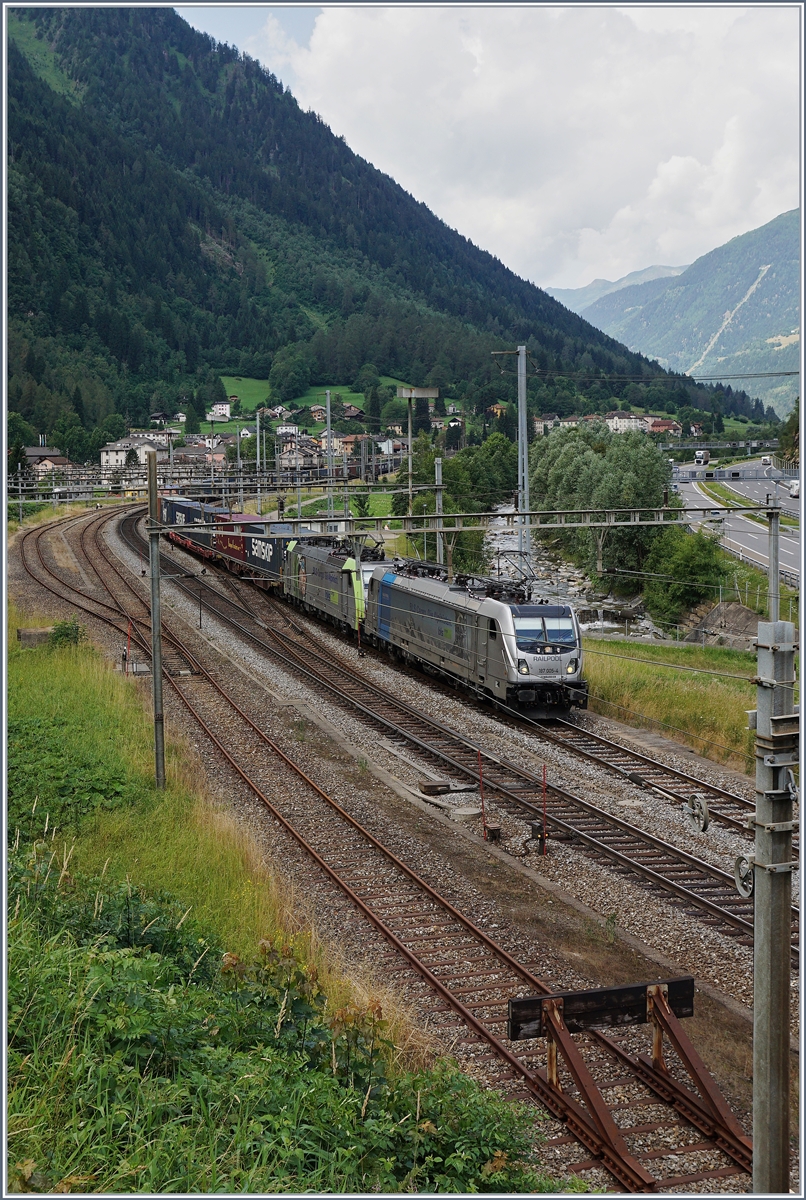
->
[7,602,567,1193]
[7,500,133,541]
[581,638,761,769]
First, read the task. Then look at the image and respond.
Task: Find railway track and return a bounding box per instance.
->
[529,719,755,835]
[117,513,798,964]
[16,506,756,1192]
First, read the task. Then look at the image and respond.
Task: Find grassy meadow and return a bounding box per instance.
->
[6,499,124,538]
[582,638,766,769]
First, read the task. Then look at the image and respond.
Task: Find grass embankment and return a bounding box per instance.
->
[7,602,564,1193]
[284,486,417,557]
[698,480,799,529]
[581,638,766,770]
[6,501,113,538]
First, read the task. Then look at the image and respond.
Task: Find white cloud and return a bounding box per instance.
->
[226,6,800,288]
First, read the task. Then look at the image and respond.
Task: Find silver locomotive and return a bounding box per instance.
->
[363,561,587,714]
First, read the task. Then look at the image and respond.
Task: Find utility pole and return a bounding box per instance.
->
[749,618,798,1193]
[326,389,334,518]
[435,457,444,565]
[146,452,166,788]
[517,344,531,562]
[407,396,413,516]
[343,452,349,525]
[236,423,242,509]
[296,428,302,523]
[767,493,780,621]
[209,417,215,492]
[275,438,280,512]
[256,409,262,515]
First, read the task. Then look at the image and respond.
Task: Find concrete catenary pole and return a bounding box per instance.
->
[146,451,166,788]
[517,345,531,563]
[435,457,444,565]
[296,428,302,522]
[343,452,349,525]
[750,619,797,1192]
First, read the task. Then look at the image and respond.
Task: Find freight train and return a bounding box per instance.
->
[158,494,587,713]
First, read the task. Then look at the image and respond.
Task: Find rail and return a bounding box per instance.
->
[16,505,754,1192]
[119,514,798,962]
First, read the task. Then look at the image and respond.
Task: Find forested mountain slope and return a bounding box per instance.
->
[7,6,763,459]
[581,210,799,417]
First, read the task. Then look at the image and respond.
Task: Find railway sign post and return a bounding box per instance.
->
[146,451,166,788]
[750,620,798,1193]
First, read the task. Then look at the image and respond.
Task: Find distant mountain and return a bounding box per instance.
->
[580,210,800,416]
[546,265,688,316]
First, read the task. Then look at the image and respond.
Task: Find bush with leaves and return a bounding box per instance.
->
[642,527,725,625]
[7,716,137,841]
[47,615,87,647]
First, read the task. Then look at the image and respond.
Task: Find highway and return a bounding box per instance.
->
[712,458,799,514]
[677,477,801,583]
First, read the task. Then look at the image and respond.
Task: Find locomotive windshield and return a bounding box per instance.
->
[543,616,576,646]
[361,567,376,596]
[510,607,577,652]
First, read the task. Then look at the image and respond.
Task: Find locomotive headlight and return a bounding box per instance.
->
[518,658,530,675]
[566,658,578,674]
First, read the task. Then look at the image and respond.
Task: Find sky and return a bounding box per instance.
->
[176,5,801,291]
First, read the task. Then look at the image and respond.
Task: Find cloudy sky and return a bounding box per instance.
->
[176,5,801,290]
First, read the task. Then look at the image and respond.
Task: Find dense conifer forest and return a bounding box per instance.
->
[7,6,765,461]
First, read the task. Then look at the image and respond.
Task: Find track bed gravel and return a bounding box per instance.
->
[11,512,801,1190]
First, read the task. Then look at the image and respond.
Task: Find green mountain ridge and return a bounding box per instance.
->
[6,6,770,461]
[580,210,800,417]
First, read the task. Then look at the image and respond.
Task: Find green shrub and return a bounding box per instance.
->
[7,715,138,841]
[642,527,724,624]
[48,616,87,647]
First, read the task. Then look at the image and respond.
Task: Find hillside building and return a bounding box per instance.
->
[533,414,560,435]
[100,438,166,470]
[604,411,645,434]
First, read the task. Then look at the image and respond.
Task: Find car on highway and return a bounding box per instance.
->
[789,479,800,499]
